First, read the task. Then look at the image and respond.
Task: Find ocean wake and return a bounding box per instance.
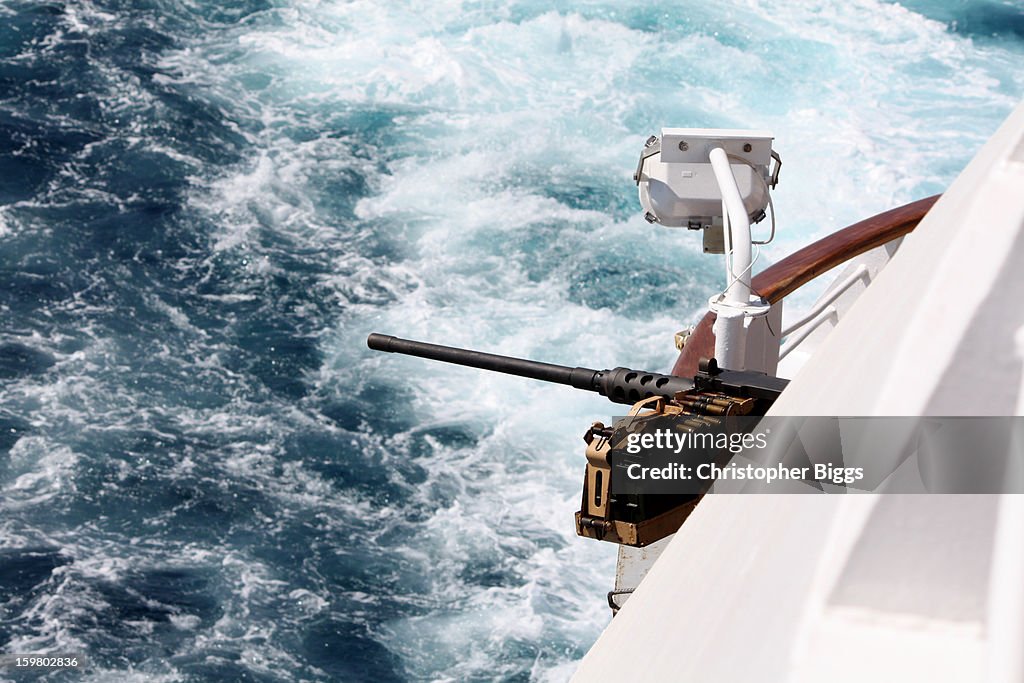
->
[0,0,1021,680]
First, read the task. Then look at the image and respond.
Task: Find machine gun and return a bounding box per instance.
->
[367,333,788,546]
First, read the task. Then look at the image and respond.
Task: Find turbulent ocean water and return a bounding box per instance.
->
[0,1,1021,680]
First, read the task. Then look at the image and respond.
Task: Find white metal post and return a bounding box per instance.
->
[709,147,752,304]
[707,145,766,370]
[712,307,747,370]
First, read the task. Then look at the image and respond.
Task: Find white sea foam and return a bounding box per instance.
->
[158,1,1024,678]
[3,0,1020,680]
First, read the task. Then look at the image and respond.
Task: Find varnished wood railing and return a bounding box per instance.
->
[671,194,941,377]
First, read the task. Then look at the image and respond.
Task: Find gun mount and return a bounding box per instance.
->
[368,334,786,405]
[367,333,788,547]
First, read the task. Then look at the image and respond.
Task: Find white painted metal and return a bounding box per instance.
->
[741,302,783,376]
[781,265,870,337]
[709,146,753,305]
[660,128,774,166]
[775,237,902,379]
[777,305,836,361]
[711,306,747,370]
[637,130,778,370]
[611,535,674,611]
[637,129,772,229]
[986,494,1024,683]
[639,160,767,228]
[574,98,1024,683]
[706,145,772,370]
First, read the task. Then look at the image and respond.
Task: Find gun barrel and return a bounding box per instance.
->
[367,333,600,389]
[367,333,695,405]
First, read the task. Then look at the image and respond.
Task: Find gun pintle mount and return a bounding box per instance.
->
[367,334,787,546]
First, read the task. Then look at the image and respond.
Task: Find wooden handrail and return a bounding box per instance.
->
[671,194,941,377]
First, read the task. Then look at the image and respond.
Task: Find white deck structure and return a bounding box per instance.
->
[573,99,1024,682]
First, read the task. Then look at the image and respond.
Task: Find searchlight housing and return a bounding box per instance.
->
[635,128,779,231]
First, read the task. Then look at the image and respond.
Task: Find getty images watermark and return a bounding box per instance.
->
[609,416,1024,494]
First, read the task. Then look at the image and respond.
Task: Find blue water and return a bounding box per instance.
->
[0,1,1020,680]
